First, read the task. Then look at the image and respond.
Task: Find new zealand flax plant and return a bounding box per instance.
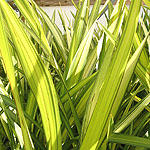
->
[0,0,150,149]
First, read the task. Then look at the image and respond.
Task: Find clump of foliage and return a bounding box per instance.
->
[0,0,150,150]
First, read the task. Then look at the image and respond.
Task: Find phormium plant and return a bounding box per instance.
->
[0,0,150,149]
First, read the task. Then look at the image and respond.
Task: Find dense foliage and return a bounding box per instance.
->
[0,0,150,149]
